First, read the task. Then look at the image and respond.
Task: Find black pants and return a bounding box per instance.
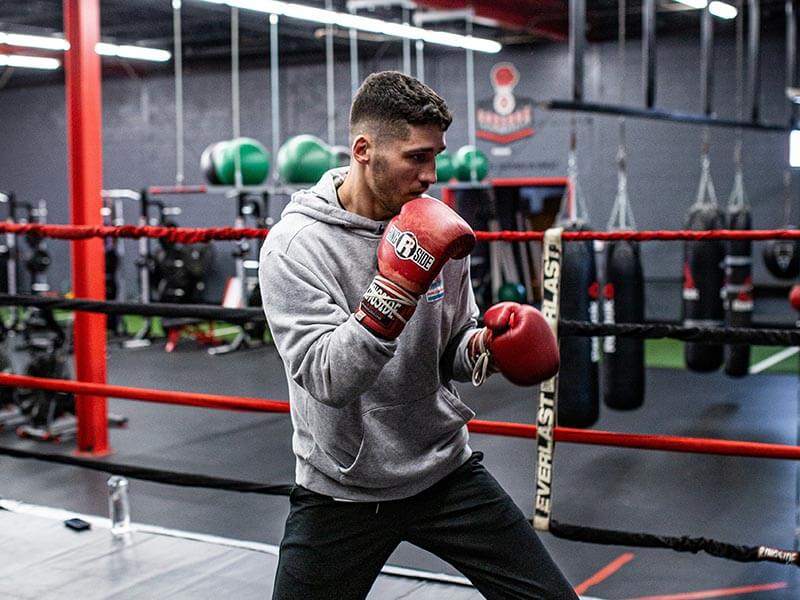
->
[272,453,577,599]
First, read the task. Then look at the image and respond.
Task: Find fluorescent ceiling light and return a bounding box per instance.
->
[708,1,737,19]
[673,0,737,19]
[0,32,70,51]
[791,130,800,168]
[0,31,170,62]
[95,42,171,62]
[200,0,501,53]
[673,0,707,8]
[0,53,61,70]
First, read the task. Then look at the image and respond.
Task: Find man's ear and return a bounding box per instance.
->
[351,134,371,165]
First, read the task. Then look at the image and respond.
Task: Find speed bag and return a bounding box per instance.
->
[602,240,645,410]
[558,223,599,428]
[683,205,725,373]
[723,206,752,377]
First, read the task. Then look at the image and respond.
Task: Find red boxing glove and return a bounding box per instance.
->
[469,302,559,386]
[356,197,475,339]
[790,285,800,312]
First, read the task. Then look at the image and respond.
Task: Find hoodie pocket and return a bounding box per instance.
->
[304,400,363,472]
[338,385,475,488]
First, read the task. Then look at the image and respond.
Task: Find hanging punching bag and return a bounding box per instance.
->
[603,240,645,409]
[683,204,725,372]
[558,221,599,428]
[723,205,752,377]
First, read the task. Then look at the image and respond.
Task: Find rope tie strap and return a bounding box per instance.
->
[469,329,492,387]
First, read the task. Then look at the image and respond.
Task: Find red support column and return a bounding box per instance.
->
[64,0,110,455]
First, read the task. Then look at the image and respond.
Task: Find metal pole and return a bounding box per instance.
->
[5,193,16,302]
[113,197,126,306]
[642,0,656,108]
[138,190,150,305]
[748,0,761,123]
[349,6,359,98]
[270,14,280,181]
[786,0,798,128]
[465,15,477,180]
[32,199,49,293]
[326,0,336,145]
[173,0,184,185]
[416,39,425,83]
[700,3,714,116]
[231,7,242,188]
[402,5,411,75]
[569,0,586,102]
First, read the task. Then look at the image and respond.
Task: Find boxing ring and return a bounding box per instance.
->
[0,221,799,598]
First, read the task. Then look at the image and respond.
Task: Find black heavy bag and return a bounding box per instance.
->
[558,221,599,428]
[723,206,752,377]
[683,205,725,372]
[602,240,645,409]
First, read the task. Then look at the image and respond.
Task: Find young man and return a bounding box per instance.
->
[260,71,575,599]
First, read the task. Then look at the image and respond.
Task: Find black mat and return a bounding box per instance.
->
[1,338,798,598]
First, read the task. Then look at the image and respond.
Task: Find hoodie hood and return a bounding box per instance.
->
[281,167,386,236]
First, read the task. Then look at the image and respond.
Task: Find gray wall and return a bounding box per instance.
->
[0,28,795,321]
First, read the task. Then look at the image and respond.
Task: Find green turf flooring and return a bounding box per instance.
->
[645,338,798,374]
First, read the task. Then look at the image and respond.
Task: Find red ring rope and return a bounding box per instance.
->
[0,373,288,414]
[475,229,800,242]
[2,373,798,461]
[2,222,800,243]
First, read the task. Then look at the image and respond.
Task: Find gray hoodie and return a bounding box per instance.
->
[259,168,481,501]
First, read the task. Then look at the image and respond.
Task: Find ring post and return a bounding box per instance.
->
[64,0,110,455]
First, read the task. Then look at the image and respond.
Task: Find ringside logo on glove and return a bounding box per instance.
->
[356,197,475,340]
[386,225,435,271]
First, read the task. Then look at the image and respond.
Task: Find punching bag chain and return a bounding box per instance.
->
[608,0,636,232]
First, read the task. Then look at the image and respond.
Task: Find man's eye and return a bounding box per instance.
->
[411,154,427,162]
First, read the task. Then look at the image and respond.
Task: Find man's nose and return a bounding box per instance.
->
[420,160,437,184]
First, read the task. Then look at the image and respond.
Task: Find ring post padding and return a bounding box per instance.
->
[534,227,563,531]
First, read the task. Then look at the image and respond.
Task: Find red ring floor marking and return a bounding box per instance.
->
[621,581,789,600]
[574,553,636,595]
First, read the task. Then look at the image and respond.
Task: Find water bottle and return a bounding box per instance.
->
[107,475,131,537]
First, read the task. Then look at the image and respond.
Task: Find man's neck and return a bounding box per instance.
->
[337,172,387,221]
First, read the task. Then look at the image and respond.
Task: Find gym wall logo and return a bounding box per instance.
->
[476,63,535,145]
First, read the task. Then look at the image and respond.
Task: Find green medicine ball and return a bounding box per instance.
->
[214,137,270,186]
[201,142,222,185]
[454,145,489,182]
[277,135,334,184]
[498,282,526,303]
[435,151,455,182]
[329,145,351,168]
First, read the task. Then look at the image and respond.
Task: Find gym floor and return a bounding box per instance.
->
[1,335,798,599]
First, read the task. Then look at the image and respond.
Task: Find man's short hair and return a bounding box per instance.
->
[349,71,453,142]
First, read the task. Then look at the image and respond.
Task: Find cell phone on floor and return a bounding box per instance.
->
[64,518,91,532]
